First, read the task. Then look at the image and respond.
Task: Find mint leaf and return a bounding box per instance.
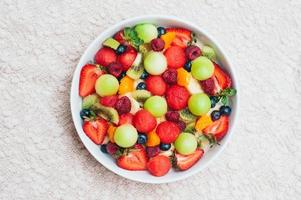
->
[222,88,237,97]
[221,96,228,105]
[123,27,143,49]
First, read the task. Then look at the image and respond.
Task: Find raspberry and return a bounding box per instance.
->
[185,45,201,60]
[165,111,180,122]
[107,62,123,78]
[156,121,180,143]
[162,69,177,85]
[200,77,215,95]
[146,146,160,158]
[100,95,118,107]
[133,110,157,133]
[166,85,190,110]
[145,75,167,95]
[177,120,186,131]
[151,38,165,51]
[106,142,119,155]
[115,96,131,114]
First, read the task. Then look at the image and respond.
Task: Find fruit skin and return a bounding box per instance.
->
[114,124,138,148]
[144,51,167,75]
[159,143,171,151]
[140,71,149,79]
[100,95,118,107]
[164,46,186,69]
[82,118,109,145]
[115,96,131,115]
[147,155,171,177]
[166,85,190,110]
[151,38,165,51]
[185,45,201,60]
[133,110,157,133]
[135,24,158,43]
[79,64,104,97]
[116,44,127,55]
[184,61,192,72]
[188,93,211,116]
[118,76,134,95]
[162,69,177,85]
[213,62,232,90]
[95,74,119,97]
[117,47,138,71]
[210,96,219,108]
[146,146,160,158]
[95,47,117,67]
[145,75,167,96]
[100,144,108,153]
[117,144,147,170]
[118,113,134,125]
[137,134,147,144]
[177,68,191,87]
[166,28,192,48]
[156,121,180,143]
[175,148,204,171]
[107,62,123,78]
[195,115,213,132]
[174,132,197,155]
[220,106,232,116]
[200,77,216,96]
[144,96,167,118]
[136,82,146,90]
[191,56,214,81]
[211,110,221,121]
[157,27,166,37]
[107,124,117,143]
[203,116,229,141]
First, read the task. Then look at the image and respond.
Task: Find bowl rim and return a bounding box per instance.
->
[70,15,240,184]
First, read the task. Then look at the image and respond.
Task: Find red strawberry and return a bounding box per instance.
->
[118,113,133,125]
[203,116,229,141]
[156,121,180,143]
[95,47,117,67]
[145,75,167,95]
[82,118,109,145]
[200,77,217,96]
[114,30,126,44]
[99,95,118,107]
[213,63,232,90]
[79,64,105,97]
[166,28,192,48]
[164,46,186,69]
[147,155,171,177]
[117,47,137,71]
[117,144,147,170]
[133,110,157,133]
[166,85,190,110]
[175,148,204,171]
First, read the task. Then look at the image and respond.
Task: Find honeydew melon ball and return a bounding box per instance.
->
[144,51,167,75]
[191,56,214,81]
[95,74,119,96]
[114,124,138,148]
[188,93,211,116]
[135,24,158,43]
[144,96,167,117]
[175,132,197,155]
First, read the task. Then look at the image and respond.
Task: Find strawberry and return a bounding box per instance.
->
[147,155,171,177]
[117,144,147,170]
[133,110,157,133]
[213,63,232,90]
[164,46,186,69]
[79,64,105,97]
[203,116,229,141]
[114,30,126,44]
[95,47,117,67]
[117,47,137,71]
[166,85,190,110]
[156,121,180,143]
[175,148,204,171]
[166,28,192,48]
[118,113,133,125]
[145,75,167,95]
[82,118,109,145]
[99,95,118,107]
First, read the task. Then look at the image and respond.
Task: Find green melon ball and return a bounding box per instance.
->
[144,51,167,75]
[175,132,197,155]
[95,74,119,97]
[144,96,167,117]
[114,124,138,148]
[191,56,214,80]
[188,93,211,116]
[135,24,158,43]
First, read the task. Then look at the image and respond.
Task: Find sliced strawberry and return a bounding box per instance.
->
[95,47,117,67]
[117,144,147,170]
[99,95,118,107]
[83,118,109,145]
[147,155,171,177]
[203,116,229,141]
[166,28,192,48]
[79,64,105,97]
[118,113,133,125]
[114,30,126,44]
[117,47,137,71]
[175,148,204,171]
[164,46,186,69]
[213,63,232,90]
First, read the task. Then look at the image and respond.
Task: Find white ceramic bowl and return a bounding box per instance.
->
[70,15,239,184]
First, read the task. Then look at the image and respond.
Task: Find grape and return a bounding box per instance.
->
[144,51,167,75]
[174,132,197,155]
[188,93,211,116]
[191,56,214,80]
[135,24,158,43]
[95,74,119,97]
[144,96,167,117]
[114,124,138,148]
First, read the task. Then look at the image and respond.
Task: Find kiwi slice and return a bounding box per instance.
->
[184,122,196,133]
[91,103,119,124]
[82,94,99,109]
[202,45,216,60]
[131,90,151,102]
[138,43,151,56]
[179,108,197,123]
[103,38,120,50]
[126,53,144,79]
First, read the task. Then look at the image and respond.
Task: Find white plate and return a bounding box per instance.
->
[70,15,239,184]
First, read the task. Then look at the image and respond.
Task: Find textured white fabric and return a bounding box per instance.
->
[0,0,300,199]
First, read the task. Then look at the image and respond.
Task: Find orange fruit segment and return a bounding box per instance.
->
[146,130,160,147]
[177,68,191,87]
[161,32,176,49]
[107,124,117,143]
[118,76,134,95]
[195,115,213,132]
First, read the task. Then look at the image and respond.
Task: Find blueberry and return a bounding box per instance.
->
[157,27,166,37]
[118,71,126,80]
[140,71,149,79]
[137,134,147,144]
[211,110,221,121]
[100,144,108,153]
[116,44,127,55]
[80,109,91,119]
[184,61,192,72]
[136,82,146,90]
[159,143,171,151]
[210,96,219,108]
[220,106,231,116]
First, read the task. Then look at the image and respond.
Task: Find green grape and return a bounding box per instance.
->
[144,51,167,75]
[135,24,158,43]
[114,124,138,148]
[188,93,211,116]
[95,74,119,97]
[191,56,214,80]
[174,132,197,155]
[144,96,167,117]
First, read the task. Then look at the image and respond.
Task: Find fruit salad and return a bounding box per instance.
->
[78,23,237,177]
